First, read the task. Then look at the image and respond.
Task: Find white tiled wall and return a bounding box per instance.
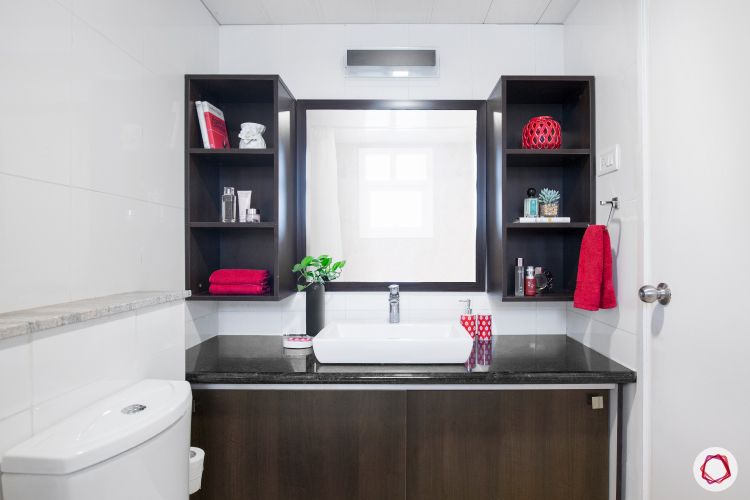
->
[0,301,185,465]
[185,301,219,348]
[563,0,641,371]
[0,0,216,489]
[0,0,218,314]
[219,24,564,99]
[217,292,567,336]
[563,2,644,500]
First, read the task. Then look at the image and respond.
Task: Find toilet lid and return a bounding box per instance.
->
[0,380,191,475]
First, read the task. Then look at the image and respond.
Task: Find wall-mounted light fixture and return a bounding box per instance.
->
[345,49,439,78]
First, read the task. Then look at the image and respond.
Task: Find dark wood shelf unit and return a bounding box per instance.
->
[501,291,575,302]
[506,222,590,229]
[505,148,591,155]
[188,291,294,302]
[189,222,277,229]
[185,75,296,301]
[188,147,276,155]
[488,76,595,302]
[188,149,276,167]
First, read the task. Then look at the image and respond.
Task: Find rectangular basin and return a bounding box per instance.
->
[312,322,473,364]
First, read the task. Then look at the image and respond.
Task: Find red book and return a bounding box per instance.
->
[201,101,229,149]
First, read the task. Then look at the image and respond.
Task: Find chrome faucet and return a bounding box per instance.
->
[388,284,400,323]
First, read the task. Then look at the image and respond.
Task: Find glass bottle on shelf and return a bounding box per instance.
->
[523,188,539,218]
[221,187,236,223]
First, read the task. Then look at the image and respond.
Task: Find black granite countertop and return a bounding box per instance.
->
[186,335,636,385]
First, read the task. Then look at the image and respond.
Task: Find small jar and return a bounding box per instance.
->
[245,208,261,223]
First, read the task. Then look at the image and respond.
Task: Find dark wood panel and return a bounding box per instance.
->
[276,81,297,295]
[191,390,406,500]
[406,390,609,500]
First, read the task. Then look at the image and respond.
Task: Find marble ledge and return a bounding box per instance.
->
[0,290,191,341]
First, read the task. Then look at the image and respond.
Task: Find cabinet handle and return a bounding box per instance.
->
[591,396,604,410]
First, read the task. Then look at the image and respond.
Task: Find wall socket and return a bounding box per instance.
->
[597,145,620,176]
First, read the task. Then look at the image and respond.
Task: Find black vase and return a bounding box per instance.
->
[305,283,325,336]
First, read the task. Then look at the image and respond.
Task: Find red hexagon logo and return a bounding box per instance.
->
[694,447,738,492]
[700,454,731,485]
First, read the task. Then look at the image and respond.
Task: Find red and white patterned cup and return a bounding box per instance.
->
[460,314,477,338]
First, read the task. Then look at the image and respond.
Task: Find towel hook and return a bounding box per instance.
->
[599,197,619,228]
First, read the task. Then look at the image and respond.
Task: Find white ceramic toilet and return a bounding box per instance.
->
[0,379,192,500]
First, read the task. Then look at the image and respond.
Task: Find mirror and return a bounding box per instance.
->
[303,106,481,288]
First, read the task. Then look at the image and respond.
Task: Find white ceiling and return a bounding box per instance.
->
[201,0,581,25]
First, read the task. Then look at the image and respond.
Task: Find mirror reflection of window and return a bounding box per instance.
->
[306,109,477,283]
[359,148,434,238]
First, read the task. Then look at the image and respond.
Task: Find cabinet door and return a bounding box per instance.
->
[406,390,609,500]
[191,390,406,500]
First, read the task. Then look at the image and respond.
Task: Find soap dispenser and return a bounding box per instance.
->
[459,299,476,339]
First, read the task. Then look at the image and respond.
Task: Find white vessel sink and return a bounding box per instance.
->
[312,322,473,364]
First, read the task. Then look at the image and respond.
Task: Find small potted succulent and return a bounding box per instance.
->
[538,188,561,217]
[292,255,346,336]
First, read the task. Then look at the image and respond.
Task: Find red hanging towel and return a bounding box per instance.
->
[573,225,617,311]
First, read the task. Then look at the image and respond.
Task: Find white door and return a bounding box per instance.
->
[646,1,750,498]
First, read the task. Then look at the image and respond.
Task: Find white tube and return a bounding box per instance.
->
[237,190,252,223]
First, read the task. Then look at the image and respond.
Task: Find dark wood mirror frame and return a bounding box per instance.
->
[296,99,487,292]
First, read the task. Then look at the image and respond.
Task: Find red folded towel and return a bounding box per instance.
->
[573,225,617,311]
[209,283,270,296]
[209,269,270,286]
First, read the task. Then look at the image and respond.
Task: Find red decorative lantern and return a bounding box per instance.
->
[522,116,562,149]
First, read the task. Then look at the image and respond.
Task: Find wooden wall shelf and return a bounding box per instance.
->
[188,148,276,155]
[505,148,591,155]
[188,291,294,302]
[487,76,595,302]
[185,75,296,301]
[184,74,594,302]
[189,222,277,229]
[506,222,590,229]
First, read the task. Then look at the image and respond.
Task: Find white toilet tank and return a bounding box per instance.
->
[1,379,192,500]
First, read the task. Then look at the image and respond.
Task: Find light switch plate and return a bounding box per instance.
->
[597,145,620,176]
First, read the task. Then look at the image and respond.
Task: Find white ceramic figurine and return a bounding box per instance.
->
[238,122,267,149]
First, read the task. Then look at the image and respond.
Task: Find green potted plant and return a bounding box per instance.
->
[538,188,561,217]
[292,255,346,336]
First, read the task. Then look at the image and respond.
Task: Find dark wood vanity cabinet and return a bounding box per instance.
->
[406,391,609,500]
[191,390,406,500]
[191,389,609,500]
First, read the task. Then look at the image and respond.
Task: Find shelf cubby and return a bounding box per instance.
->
[506,223,589,230]
[188,158,276,223]
[502,226,586,299]
[503,78,593,150]
[185,75,296,301]
[487,76,595,302]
